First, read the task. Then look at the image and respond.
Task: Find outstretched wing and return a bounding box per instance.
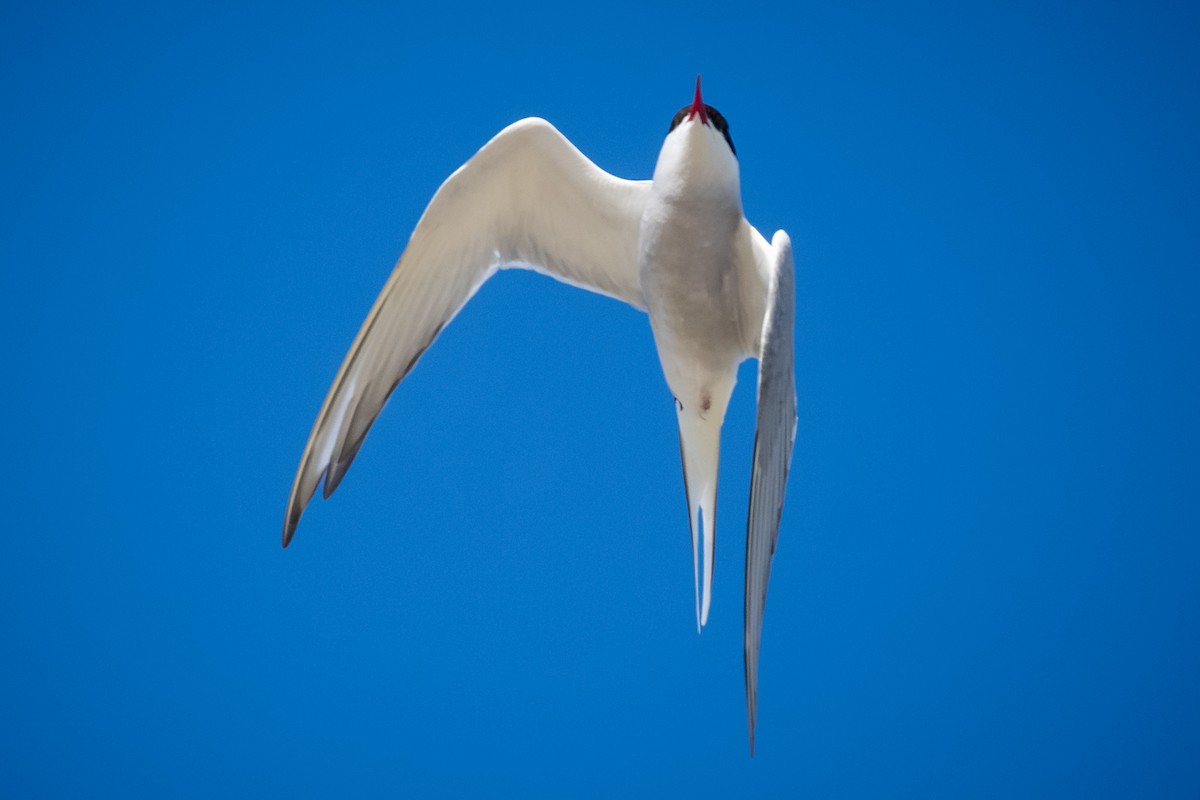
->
[284,118,650,545]
[744,229,797,754]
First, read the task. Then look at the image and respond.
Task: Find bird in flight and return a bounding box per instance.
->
[284,77,797,753]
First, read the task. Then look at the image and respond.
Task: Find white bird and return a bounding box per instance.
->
[284,77,797,753]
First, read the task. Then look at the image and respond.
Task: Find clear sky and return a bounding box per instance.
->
[3,1,1199,796]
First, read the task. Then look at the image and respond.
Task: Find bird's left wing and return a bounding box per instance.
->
[744,229,797,754]
[284,118,650,545]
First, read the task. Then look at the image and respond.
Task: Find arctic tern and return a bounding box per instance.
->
[284,77,797,752]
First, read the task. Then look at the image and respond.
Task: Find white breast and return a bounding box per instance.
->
[638,117,757,378]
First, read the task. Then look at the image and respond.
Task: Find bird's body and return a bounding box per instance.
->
[284,78,796,752]
[640,110,764,627]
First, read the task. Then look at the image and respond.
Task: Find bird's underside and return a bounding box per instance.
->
[284,80,796,754]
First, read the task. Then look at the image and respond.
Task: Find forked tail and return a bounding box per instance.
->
[676,407,723,631]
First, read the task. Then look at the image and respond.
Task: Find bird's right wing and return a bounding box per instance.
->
[744,229,797,754]
[284,118,651,546]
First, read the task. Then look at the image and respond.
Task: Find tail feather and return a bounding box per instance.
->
[677,408,722,630]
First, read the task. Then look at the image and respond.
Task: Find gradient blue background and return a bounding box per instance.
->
[3,1,1198,796]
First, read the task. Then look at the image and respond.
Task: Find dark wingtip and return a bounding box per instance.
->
[282,513,298,548]
[324,432,367,500]
[322,467,341,500]
[283,460,328,548]
[282,483,310,546]
[746,639,758,756]
[747,696,757,756]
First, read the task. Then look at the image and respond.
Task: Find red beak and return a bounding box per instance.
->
[689,74,709,125]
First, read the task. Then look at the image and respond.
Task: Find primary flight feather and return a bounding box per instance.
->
[284,77,797,753]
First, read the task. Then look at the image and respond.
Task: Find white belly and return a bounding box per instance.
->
[638,196,747,409]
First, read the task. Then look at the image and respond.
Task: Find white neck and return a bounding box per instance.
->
[652,118,742,209]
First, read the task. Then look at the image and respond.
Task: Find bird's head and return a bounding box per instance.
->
[667,75,736,157]
[654,75,740,200]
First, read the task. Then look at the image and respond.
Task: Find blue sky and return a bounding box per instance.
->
[3,1,1199,796]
